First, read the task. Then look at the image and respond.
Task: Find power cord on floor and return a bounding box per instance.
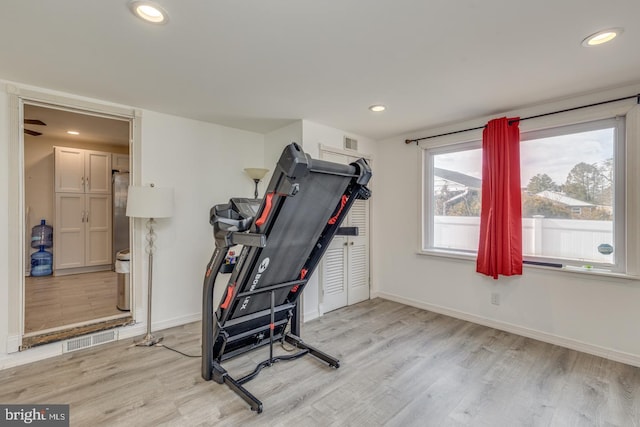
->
[280,325,298,352]
[155,343,201,358]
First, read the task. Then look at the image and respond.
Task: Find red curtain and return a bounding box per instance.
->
[476,117,522,279]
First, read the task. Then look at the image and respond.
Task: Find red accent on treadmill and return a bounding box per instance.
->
[291,285,300,293]
[328,195,349,224]
[255,193,275,227]
[270,323,275,330]
[205,267,212,278]
[300,268,308,279]
[220,283,236,309]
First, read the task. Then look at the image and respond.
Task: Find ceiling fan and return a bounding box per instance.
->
[24,119,46,136]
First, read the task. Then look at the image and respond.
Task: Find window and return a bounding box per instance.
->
[423,117,627,273]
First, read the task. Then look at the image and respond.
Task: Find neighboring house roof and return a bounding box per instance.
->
[434,168,481,190]
[535,190,594,207]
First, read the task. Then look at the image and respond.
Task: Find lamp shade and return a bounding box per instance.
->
[126,185,174,218]
[244,168,269,180]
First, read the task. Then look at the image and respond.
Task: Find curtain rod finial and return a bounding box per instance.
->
[405,139,414,145]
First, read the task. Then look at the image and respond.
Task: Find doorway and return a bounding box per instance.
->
[22,103,132,346]
[319,146,372,314]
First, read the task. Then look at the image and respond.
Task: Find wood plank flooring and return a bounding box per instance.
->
[25,271,126,334]
[1,298,639,426]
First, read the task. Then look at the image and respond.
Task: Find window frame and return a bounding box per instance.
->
[419,100,639,277]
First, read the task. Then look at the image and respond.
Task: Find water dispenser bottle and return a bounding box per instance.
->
[31,219,53,248]
[30,219,53,276]
[31,246,53,276]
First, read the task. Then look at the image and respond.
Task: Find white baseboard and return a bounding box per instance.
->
[376,291,640,368]
[54,264,112,276]
[0,342,63,370]
[153,313,200,332]
[116,322,146,340]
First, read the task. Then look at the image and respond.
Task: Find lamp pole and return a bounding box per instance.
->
[137,217,162,346]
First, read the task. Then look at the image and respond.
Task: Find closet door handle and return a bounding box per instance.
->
[81,211,85,223]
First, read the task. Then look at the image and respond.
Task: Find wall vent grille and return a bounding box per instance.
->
[64,330,117,353]
[344,137,358,151]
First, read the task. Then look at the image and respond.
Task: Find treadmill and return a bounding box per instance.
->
[202,142,372,413]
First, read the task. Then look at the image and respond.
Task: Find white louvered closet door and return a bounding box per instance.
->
[319,149,371,314]
[322,237,349,313]
[347,198,369,305]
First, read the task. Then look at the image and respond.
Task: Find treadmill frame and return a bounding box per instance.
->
[201,143,371,413]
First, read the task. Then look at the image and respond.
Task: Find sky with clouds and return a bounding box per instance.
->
[434,127,614,186]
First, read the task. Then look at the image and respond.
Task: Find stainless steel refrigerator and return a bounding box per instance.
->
[112,171,130,267]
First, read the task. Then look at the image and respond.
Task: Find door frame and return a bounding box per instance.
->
[318,144,373,316]
[7,84,141,352]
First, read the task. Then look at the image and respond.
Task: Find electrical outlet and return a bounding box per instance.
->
[491,292,500,306]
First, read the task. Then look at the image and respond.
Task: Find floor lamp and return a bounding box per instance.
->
[244,168,269,198]
[126,183,174,347]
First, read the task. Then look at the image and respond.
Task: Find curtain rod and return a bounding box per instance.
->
[405,93,640,145]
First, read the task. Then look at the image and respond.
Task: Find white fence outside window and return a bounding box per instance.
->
[433,216,614,264]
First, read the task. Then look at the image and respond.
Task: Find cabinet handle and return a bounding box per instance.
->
[344,242,348,246]
[85,211,89,223]
[81,211,85,223]
[350,242,354,245]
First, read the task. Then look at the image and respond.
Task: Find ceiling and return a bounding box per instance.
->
[23,104,130,146]
[2,1,639,141]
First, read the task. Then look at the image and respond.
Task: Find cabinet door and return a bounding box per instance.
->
[85,194,112,266]
[85,151,112,194]
[54,193,85,269]
[54,147,84,193]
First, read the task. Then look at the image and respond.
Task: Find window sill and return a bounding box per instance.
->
[417,249,640,281]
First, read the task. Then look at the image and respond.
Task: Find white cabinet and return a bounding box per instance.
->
[54,193,112,270]
[54,147,111,194]
[112,153,130,172]
[54,147,113,273]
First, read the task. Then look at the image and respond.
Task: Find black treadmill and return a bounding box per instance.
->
[201,142,372,413]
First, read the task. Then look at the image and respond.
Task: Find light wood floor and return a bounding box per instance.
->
[2,298,639,426]
[25,271,126,334]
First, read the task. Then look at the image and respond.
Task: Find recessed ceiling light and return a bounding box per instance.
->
[582,28,623,47]
[129,1,169,24]
[369,105,386,112]
[67,131,80,135]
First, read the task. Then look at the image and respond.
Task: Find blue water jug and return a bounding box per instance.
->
[31,246,53,276]
[31,219,53,248]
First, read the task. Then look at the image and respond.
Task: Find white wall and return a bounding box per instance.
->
[136,111,264,329]
[263,120,302,184]
[0,88,10,359]
[300,120,377,320]
[374,84,640,366]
